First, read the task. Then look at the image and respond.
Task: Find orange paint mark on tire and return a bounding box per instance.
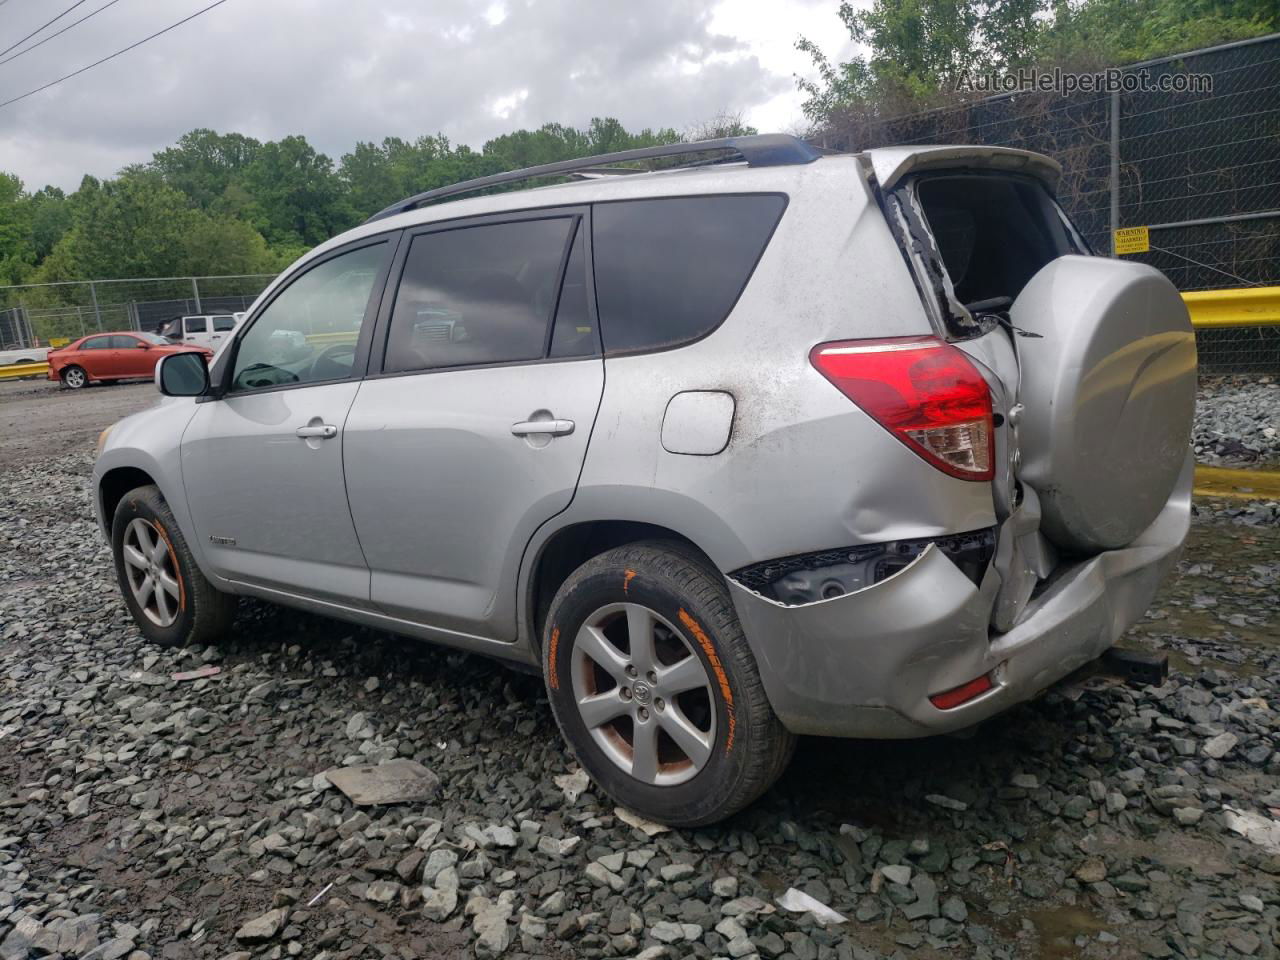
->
[547,626,561,690]
[154,524,186,613]
[623,569,637,594]
[678,608,736,755]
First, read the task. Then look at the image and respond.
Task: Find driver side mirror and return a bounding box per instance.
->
[156,351,210,397]
[136,341,151,349]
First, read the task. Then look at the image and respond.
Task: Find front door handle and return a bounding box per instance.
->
[511,419,575,437]
[296,424,337,439]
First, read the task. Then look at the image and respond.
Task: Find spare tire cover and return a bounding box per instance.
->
[1010,255,1196,553]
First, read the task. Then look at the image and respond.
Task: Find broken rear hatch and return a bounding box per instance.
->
[865,145,1195,631]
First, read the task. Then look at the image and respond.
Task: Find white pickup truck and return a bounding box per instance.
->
[0,345,49,366]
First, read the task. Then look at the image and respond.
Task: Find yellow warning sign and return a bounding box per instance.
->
[1113,226,1150,255]
[48,337,71,347]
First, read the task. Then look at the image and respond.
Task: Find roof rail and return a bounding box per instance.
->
[364,133,822,223]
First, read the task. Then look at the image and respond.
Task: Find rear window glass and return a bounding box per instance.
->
[591,195,786,355]
[912,175,1082,319]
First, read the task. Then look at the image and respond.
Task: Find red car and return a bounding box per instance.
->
[47,332,213,389]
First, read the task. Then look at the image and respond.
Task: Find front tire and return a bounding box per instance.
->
[543,541,795,827]
[111,485,237,648]
[61,365,87,389]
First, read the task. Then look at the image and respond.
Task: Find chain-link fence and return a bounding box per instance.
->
[0,274,277,351]
[816,32,1280,372]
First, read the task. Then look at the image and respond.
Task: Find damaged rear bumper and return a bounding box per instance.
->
[728,454,1192,738]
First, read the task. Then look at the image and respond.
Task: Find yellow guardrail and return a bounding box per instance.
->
[1183,286,1280,328]
[1194,465,1280,501]
[0,362,49,380]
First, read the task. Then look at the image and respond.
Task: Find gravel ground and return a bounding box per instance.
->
[0,381,157,468]
[1195,378,1280,466]
[1,384,1279,960]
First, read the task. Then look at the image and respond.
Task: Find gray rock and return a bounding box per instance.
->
[881,864,911,886]
[234,908,287,943]
[712,875,739,898]
[1203,732,1238,758]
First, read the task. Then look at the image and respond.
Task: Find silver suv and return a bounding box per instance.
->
[93,135,1196,826]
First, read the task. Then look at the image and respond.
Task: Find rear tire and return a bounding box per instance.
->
[61,365,87,389]
[111,484,237,648]
[542,541,795,827]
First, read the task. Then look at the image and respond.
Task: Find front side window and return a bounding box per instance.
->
[591,195,786,355]
[231,242,387,392]
[383,218,575,374]
[185,317,209,334]
[110,335,142,349]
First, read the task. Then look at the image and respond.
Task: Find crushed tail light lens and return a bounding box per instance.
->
[810,336,994,481]
[929,674,994,710]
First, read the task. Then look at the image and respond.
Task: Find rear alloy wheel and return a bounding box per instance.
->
[544,541,795,827]
[571,601,717,786]
[111,484,237,647]
[61,365,87,389]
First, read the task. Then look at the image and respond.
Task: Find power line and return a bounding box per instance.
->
[0,0,91,59]
[0,0,123,69]
[0,0,231,111]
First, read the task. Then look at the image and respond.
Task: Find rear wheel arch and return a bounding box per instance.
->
[525,520,717,655]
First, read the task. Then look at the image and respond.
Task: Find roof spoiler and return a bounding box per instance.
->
[364,133,824,224]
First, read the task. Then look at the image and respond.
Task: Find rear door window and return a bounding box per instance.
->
[185,317,209,334]
[383,217,576,373]
[548,222,598,358]
[81,336,112,350]
[591,194,786,355]
[212,315,237,331]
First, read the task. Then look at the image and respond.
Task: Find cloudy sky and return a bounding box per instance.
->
[0,0,857,192]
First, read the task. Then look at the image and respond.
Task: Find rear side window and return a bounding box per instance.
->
[81,336,111,350]
[384,218,575,373]
[185,317,208,334]
[591,195,786,354]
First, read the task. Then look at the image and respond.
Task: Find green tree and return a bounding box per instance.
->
[242,135,351,246]
[798,0,1278,125]
[152,128,262,211]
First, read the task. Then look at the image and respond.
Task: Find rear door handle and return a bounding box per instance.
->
[296,424,337,439]
[511,419,575,437]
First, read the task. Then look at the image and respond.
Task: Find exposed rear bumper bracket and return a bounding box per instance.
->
[1099,647,1169,688]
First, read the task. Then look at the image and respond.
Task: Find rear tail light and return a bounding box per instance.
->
[810,336,994,481]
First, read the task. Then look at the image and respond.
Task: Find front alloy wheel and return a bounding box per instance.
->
[111,484,238,647]
[121,517,182,627]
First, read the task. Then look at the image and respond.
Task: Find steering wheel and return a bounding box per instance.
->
[235,362,300,391]
[310,341,356,381]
